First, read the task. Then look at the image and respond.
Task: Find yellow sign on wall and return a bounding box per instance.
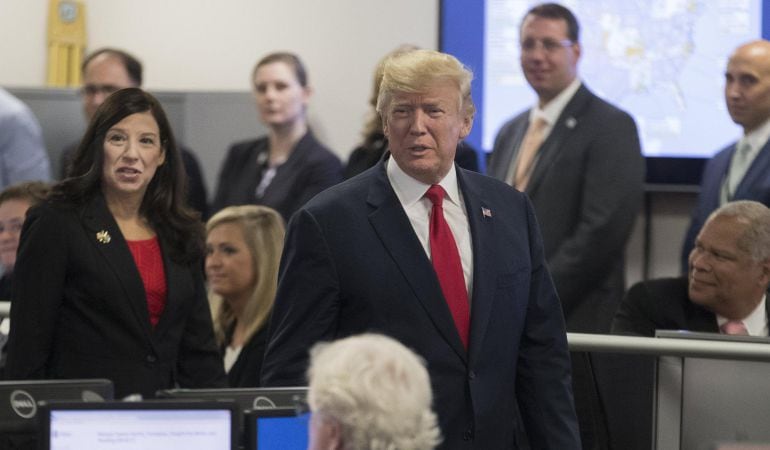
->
[47,0,87,87]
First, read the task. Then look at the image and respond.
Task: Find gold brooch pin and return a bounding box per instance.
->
[96,230,111,244]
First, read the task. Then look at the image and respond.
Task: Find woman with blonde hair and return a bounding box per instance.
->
[205,205,285,387]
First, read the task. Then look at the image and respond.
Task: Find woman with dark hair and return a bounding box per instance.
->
[5,88,226,398]
[212,52,342,221]
[205,205,284,387]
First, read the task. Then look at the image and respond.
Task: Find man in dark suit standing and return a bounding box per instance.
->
[261,49,580,449]
[616,200,770,337]
[681,40,770,272]
[487,4,644,449]
[488,2,644,334]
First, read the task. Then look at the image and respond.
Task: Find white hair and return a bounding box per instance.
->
[708,200,770,261]
[307,333,441,450]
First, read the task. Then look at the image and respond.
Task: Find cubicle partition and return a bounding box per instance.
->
[568,333,770,450]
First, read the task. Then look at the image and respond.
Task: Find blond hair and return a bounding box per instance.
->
[206,205,285,347]
[375,49,475,120]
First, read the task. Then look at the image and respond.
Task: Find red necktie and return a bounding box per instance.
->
[425,185,470,349]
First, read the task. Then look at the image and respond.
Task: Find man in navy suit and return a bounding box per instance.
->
[261,49,580,449]
[682,40,770,271]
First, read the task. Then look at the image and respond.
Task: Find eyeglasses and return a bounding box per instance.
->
[520,38,574,53]
[80,84,122,97]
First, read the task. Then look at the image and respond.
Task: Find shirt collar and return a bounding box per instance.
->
[529,78,582,126]
[716,294,768,336]
[742,116,770,153]
[386,157,462,208]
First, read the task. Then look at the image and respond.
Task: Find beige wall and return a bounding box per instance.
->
[1,0,693,282]
[0,0,439,157]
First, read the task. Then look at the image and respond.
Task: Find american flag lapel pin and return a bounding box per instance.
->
[481,207,492,218]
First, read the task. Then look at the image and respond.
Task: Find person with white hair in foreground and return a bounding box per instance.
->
[306,333,441,450]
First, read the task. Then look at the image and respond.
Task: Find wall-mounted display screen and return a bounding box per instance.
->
[441,0,765,184]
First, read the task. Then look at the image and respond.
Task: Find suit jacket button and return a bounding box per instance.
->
[146,355,157,363]
[468,370,476,380]
[462,429,474,440]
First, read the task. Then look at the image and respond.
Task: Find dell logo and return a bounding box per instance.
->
[252,396,277,409]
[9,390,37,419]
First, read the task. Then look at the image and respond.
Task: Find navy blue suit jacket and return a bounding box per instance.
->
[682,139,770,271]
[261,158,579,449]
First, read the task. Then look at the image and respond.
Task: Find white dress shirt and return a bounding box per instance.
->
[506,78,582,183]
[528,77,582,142]
[386,158,474,300]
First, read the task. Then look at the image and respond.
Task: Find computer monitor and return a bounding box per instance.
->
[243,407,310,450]
[156,387,307,412]
[654,331,770,449]
[38,400,238,450]
[0,379,113,433]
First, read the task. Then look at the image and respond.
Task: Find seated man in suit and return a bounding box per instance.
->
[614,200,770,337]
[261,49,580,449]
[306,334,440,450]
[60,48,209,218]
[681,40,770,272]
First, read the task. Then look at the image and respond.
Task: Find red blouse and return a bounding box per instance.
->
[126,236,167,327]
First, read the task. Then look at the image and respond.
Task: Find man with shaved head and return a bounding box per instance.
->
[682,40,770,269]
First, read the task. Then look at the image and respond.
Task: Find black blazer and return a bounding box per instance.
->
[5,194,226,398]
[261,158,580,449]
[212,131,342,221]
[611,277,770,337]
[488,84,644,333]
[224,324,268,388]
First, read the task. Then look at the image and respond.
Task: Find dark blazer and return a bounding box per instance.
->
[224,324,268,388]
[611,277,770,337]
[212,131,342,221]
[488,84,644,333]
[261,158,580,449]
[681,139,770,271]
[5,194,226,398]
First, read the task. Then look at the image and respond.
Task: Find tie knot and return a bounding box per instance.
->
[425,185,446,206]
[721,320,749,336]
[739,141,752,157]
